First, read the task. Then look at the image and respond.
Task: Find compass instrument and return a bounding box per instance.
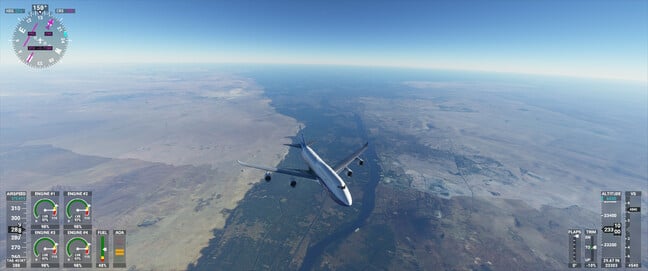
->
[11,4,69,68]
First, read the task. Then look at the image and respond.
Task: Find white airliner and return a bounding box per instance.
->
[237,129,368,207]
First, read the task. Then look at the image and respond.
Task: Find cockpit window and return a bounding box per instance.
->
[338,185,346,189]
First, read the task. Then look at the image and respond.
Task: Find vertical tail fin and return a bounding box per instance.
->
[299,125,306,147]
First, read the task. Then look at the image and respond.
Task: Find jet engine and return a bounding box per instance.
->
[346,168,353,177]
[290,180,297,187]
[264,172,271,181]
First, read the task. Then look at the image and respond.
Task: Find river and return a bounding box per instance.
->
[298,113,382,271]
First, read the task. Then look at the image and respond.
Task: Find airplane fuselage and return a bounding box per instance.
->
[301,145,353,206]
[237,129,365,207]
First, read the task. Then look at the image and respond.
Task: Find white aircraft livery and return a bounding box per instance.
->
[237,128,368,206]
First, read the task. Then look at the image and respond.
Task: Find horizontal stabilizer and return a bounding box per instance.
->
[283,141,315,148]
[283,143,302,148]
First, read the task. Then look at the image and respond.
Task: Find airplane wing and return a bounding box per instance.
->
[333,142,369,174]
[237,160,318,180]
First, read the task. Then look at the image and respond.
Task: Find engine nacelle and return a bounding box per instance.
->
[346,168,353,177]
[290,180,297,187]
[357,158,364,166]
[264,172,272,182]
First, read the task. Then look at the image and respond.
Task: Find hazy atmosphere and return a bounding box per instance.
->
[1,0,646,270]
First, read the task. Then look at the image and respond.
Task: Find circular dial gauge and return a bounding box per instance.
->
[12,11,69,68]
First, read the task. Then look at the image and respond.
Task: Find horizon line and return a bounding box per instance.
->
[1,60,646,84]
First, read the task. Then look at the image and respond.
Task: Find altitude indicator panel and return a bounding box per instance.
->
[601,191,623,268]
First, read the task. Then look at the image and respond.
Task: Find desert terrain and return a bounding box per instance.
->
[0,65,299,270]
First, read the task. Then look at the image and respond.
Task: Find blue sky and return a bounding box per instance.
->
[0,0,646,81]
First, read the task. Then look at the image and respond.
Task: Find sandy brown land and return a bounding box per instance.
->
[0,67,298,270]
